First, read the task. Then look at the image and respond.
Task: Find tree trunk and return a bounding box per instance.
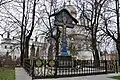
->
[116,0,120,66]
[20,0,25,66]
[92,29,100,67]
[24,37,29,58]
[116,41,120,66]
[23,0,36,59]
[117,47,120,66]
[55,35,59,57]
[93,40,100,67]
[48,43,54,60]
[20,33,23,66]
[20,36,25,66]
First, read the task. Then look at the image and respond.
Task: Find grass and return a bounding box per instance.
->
[111,66,120,80]
[111,76,120,80]
[0,67,15,80]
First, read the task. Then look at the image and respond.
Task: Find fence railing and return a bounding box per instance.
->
[23,57,118,79]
[23,58,31,74]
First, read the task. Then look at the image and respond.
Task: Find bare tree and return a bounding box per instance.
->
[0,0,13,6]
[100,0,120,65]
[0,0,44,66]
[20,0,40,65]
[37,0,62,57]
[75,0,107,66]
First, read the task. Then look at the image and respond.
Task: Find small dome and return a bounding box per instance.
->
[65,5,77,18]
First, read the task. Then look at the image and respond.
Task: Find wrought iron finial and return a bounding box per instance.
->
[68,0,71,5]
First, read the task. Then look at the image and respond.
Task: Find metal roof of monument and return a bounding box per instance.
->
[50,8,78,24]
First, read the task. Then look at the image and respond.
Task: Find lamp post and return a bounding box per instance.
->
[70,38,74,56]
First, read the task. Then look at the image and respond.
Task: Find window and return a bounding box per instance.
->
[10,46,12,49]
[5,45,7,49]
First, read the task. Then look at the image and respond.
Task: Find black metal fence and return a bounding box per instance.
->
[23,56,118,79]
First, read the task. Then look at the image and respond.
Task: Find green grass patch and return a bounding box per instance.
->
[111,76,120,80]
[0,67,15,80]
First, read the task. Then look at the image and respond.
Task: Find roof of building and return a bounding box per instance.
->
[1,37,20,45]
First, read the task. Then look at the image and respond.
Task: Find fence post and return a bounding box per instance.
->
[23,58,25,69]
[32,59,35,80]
[23,58,26,69]
[54,57,57,77]
[115,60,118,73]
[105,60,107,74]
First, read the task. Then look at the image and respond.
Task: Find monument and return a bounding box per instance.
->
[50,4,78,56]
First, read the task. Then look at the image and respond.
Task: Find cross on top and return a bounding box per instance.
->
[64,0,71,6]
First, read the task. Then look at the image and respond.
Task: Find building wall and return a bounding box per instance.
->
[66,26,93,60]
[101,53,117,60]
[0,38,20,60]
